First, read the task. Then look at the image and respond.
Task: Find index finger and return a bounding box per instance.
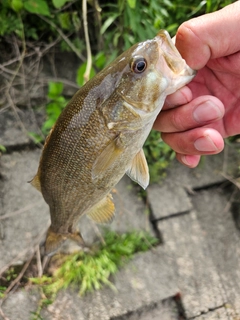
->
[176,1,240,69]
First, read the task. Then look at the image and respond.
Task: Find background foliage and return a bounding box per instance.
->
[0,0,234,180]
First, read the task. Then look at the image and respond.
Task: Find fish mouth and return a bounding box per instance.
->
[155,30,196,91]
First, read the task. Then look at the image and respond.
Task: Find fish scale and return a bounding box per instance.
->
[31,30,196,255]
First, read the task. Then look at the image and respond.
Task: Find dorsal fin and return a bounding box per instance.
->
[29,174,42,192]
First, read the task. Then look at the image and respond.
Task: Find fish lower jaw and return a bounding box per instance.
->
[167,73,196,95]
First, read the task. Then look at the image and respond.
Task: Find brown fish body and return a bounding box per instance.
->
[32,30,195,255]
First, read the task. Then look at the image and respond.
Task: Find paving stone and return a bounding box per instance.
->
[147,178,192,219]
[157,211,226,318]
[112,298,179,320]
[193,306,238,320]
[0,290,39,320]
[169,144,240,190]
[39,246,178,320]
[191,187,240,316]
[0,150,49,272]
[147,144,240,220]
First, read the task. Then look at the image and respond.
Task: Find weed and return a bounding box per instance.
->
[30,230,158,299]
[41,82,68,136]
[0,145,6,153]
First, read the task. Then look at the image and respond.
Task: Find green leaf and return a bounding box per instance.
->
[94,51,106,69]
[47,82,64,99]
[52,0,68,9]
[23,0,50,16]
[28,132,43,144]
[100,14,119,35]
[127,0,136,9]
[11,0,23,12]
[0,145,6,152]
[58,12,71,30]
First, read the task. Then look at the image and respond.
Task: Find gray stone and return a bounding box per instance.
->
[113,298,179,320]
[147,144,240,220]
[154,144,240,194]
[191,188,240,316]
[193,306,237,320]
[157,211,225,318]
[41,246,178,320]
[0,150,49,271]
[147,178,192,219]
[0,290,39,320]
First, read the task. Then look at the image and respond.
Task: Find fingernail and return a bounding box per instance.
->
[193,100,223,123]
[194,136,218,152]
[181,155,200,167]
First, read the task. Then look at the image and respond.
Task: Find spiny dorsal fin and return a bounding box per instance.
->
[126,148,149,190]
[29,174,42,193]
[87,194,115,224]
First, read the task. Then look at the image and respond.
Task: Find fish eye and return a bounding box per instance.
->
[131,57,147,73]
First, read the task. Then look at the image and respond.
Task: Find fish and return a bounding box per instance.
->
[31,30,196,255]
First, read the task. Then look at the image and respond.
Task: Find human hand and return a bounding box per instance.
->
[154,1,240,167]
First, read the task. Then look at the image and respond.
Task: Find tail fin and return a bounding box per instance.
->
[45,228,85,256]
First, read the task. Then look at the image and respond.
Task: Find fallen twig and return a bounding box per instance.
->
[38,15,85,62]
[0,201,43,221]
[4,254,34,296]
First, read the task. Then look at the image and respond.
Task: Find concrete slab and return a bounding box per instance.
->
[0,150,49,271]
[0,290,39,320]
[112,298,179,320]
[191,187,240,316]
[147,178,192,219]
[148,144,240,202]
[157,211,226,318]
[193,306,237,320]
[39,246,178,320]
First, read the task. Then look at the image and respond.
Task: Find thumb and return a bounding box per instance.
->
[175,2,240,69]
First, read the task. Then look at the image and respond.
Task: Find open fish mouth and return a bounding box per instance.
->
[155,30,196,92]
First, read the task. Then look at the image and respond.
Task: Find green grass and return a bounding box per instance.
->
[30,230,158,300]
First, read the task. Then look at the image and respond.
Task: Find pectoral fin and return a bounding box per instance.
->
[126,149,149,190]
[29,173,41,192]
[45,228,85,256]
[87,194,115,224]
[92,138,123,179]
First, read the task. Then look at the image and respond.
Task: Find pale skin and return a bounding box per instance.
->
[154,1,240,168]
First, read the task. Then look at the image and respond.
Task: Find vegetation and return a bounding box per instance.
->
[30,230,158,298]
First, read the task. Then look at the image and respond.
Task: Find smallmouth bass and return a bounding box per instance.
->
[31,30,195,255]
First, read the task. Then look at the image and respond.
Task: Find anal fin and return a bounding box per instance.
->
[87,194,115,224]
